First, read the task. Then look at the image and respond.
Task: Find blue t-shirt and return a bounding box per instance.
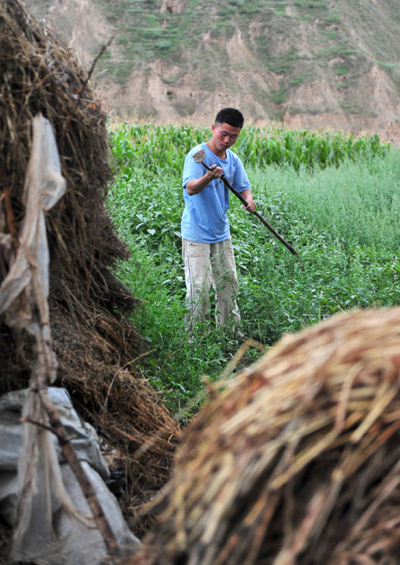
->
[181,143,251,244]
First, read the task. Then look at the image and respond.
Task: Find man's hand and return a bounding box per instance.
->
[244,200,257,213]
[186,164,224,195]
[206,164,224,181]
[241,189,256,213]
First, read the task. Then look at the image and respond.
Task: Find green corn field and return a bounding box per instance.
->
[110,122,389,174]
[107,122,399,414]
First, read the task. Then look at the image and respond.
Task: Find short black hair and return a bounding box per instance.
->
[215,108,244,129]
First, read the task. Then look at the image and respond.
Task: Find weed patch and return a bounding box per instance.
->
[107,122,398,413]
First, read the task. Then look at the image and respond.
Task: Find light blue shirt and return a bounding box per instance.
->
[181,143,251,243]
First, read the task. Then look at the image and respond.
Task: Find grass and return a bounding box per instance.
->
[268,85,289,105]
[107,122,400,415]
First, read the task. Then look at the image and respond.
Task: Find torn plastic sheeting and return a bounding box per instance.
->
[0,387,141,562]
[0,387,109,479]
[7,463,140,565]
[0,114,66,336]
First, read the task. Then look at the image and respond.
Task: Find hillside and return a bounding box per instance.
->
[24,0,400,143]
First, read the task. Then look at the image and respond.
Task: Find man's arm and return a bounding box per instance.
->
[186,164,223,195]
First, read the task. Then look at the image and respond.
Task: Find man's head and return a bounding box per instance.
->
[215,108,244,129]
[209,108,244,156]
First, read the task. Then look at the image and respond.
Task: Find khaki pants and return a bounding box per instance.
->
[182,237,241,332]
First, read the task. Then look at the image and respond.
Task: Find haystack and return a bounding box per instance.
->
[0,0,179,535]
[131,307,400,564]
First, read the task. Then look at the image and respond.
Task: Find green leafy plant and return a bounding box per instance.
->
[107,122,398,414]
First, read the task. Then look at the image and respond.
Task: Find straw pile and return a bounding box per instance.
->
[0,0,179,533]
[130,307,400,563]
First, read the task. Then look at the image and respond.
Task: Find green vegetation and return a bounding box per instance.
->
[289,75,304,86]
[332,65,348,75]
[268,85,289,105]
[110,122,389,174]
[265,47,299,75]
[107,122,399,415]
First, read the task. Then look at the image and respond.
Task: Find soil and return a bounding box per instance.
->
[24,0,400,146]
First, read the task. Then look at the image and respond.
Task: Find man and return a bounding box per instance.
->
[181,107,256,337]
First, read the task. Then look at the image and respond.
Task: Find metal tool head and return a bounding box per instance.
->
[193,148,206,163]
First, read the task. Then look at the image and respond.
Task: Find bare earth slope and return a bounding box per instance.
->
[25,0,400,144]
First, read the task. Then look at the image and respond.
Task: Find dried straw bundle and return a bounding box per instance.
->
[0,0,179,532]
[131,307,400,564]
[0,0,130,323]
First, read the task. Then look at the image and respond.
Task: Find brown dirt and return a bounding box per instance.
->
[23,0,400,146]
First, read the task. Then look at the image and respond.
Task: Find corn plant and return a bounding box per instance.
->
[107,122,397,413]
[109,122,390,175]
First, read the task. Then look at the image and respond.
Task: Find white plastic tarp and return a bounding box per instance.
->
[0,387,140,564]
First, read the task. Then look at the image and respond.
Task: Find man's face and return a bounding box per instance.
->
[211,122,241,152]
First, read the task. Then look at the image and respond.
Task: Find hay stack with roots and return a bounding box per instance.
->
[131,307,400,564]
[0,0,179,534]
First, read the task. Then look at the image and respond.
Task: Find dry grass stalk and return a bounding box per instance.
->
[130,307,400,564]
[0,0,179,536]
